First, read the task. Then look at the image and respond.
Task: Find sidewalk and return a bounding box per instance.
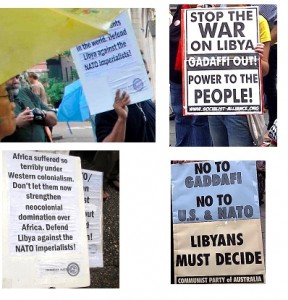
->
[53,121,95,142]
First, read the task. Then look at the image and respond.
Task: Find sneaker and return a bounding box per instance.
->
[170,112,175,120]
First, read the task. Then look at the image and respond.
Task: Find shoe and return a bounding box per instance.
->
[260,142,270,147]
[103,190,110,200]
[263,131,271,142]
[169,112,175,120]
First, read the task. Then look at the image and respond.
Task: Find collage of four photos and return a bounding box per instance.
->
[0,2,282,296]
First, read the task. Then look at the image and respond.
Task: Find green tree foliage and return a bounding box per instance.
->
[41,78,65,108]
[39,68,78,108]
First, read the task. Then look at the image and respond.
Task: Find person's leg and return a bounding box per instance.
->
[191,116,212,146]
[170,81,194,146]
[264,44,277,129]
[224,116,254,146]
[92,151,119,183]
[208,116,229,146]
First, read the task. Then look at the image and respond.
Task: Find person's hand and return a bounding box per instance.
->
[254,43,264,58]
[113,90,130,121]
[16,107,33,127]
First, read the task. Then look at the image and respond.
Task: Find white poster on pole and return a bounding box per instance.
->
[82,169,104,268]
[71,10,153,114]
[2,151,90,288]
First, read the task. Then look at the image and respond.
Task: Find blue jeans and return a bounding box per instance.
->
[170,81,212,147]
[208,115,254,146]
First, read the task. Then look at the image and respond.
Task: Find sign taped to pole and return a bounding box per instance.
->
[182,7,262,115]
[171,161,265,283]
[2,151,90,288]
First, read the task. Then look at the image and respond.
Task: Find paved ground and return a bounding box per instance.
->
[52,121,95,142]
[170,119,176,147]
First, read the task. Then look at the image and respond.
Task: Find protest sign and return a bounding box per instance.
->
[2,151,90,288]
[71,11,153,114]
[82,169,104,268]
[182,7,262,115]
[171,161,265,284]
[174,220,265,284]
[172,160,260,223]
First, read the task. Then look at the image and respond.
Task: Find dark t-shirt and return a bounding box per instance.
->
[2,88,53,142]
[95,100,155,142]
[170,5,182,84]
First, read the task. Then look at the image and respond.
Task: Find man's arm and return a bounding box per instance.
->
[43,111,57,127]
[38,99,57,127]
[102,90,130,142]
[270,23,277,45]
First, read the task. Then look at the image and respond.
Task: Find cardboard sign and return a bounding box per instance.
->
[71,11,153,114]
[174,220,265,284]
[82,169,104,268]
[2,151,90,288]
[171,161,265,284]
[172,160,260,223]
[182,7,262,115]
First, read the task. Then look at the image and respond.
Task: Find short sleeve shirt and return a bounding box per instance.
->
[2,88,54,142]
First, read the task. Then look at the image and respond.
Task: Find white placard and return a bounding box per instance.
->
[2,151,90,288]
[82,169,104,268]
[71,11,153,114]
[183,7,262,115]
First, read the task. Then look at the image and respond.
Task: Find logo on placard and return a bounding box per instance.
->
[133,78,144,91]
[67,262,80,276]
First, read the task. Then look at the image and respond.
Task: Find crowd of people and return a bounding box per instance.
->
[169,4,277,147]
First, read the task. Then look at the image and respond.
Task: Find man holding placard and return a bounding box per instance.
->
[181,5,270,146]
[71,10,155,142]
[207,5,270,146]
[95,90,155,142]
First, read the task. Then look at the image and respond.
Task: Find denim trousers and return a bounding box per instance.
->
[208,115,254,146]
[170,81,212,147]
